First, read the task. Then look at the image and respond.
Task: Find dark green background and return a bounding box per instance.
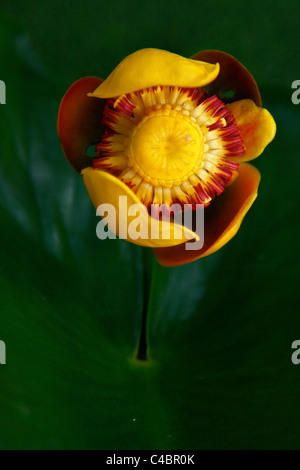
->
[0,0,300,450]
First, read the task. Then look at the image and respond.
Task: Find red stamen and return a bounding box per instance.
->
[222,160,240,171]
[114,95,135,116]
[93,157,112,169]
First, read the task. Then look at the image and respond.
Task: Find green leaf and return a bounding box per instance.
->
[0,11,300,451]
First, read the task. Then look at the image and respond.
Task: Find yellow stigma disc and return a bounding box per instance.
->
[129,110,204,187]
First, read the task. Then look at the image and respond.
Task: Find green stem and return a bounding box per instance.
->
[136,249,152,361]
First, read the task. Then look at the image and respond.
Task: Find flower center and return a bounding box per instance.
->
[93,86,245,211]
[129,111,204,186]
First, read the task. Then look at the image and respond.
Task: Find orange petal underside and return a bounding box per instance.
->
[153,163,261,267]
[227,99,276,162]
[191,50,262,107]
[57,76,105,173]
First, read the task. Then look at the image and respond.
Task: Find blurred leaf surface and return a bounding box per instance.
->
[0,4,300,450]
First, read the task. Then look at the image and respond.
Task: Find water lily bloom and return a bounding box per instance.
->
[57,48,276,266]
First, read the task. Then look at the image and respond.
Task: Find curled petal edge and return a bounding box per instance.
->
[153,163,261,267]
[57,76,105,173]
[82,168,199,248]
[227,99,276,162]
[191,49,262,106]
[88,48,220,99]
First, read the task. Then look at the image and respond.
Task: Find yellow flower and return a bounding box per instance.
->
[57,48,276,266]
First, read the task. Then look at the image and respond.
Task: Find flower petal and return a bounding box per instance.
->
[153,163,260,266]
[82,168,199,248]
[57,77,105,173]
[89,49,220,99]
[227,99,276,162]
[191,50,262,106]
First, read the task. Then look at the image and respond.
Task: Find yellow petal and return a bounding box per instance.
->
[227,99,276,162]
[89,48,220,99]
[82,168,199,248]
